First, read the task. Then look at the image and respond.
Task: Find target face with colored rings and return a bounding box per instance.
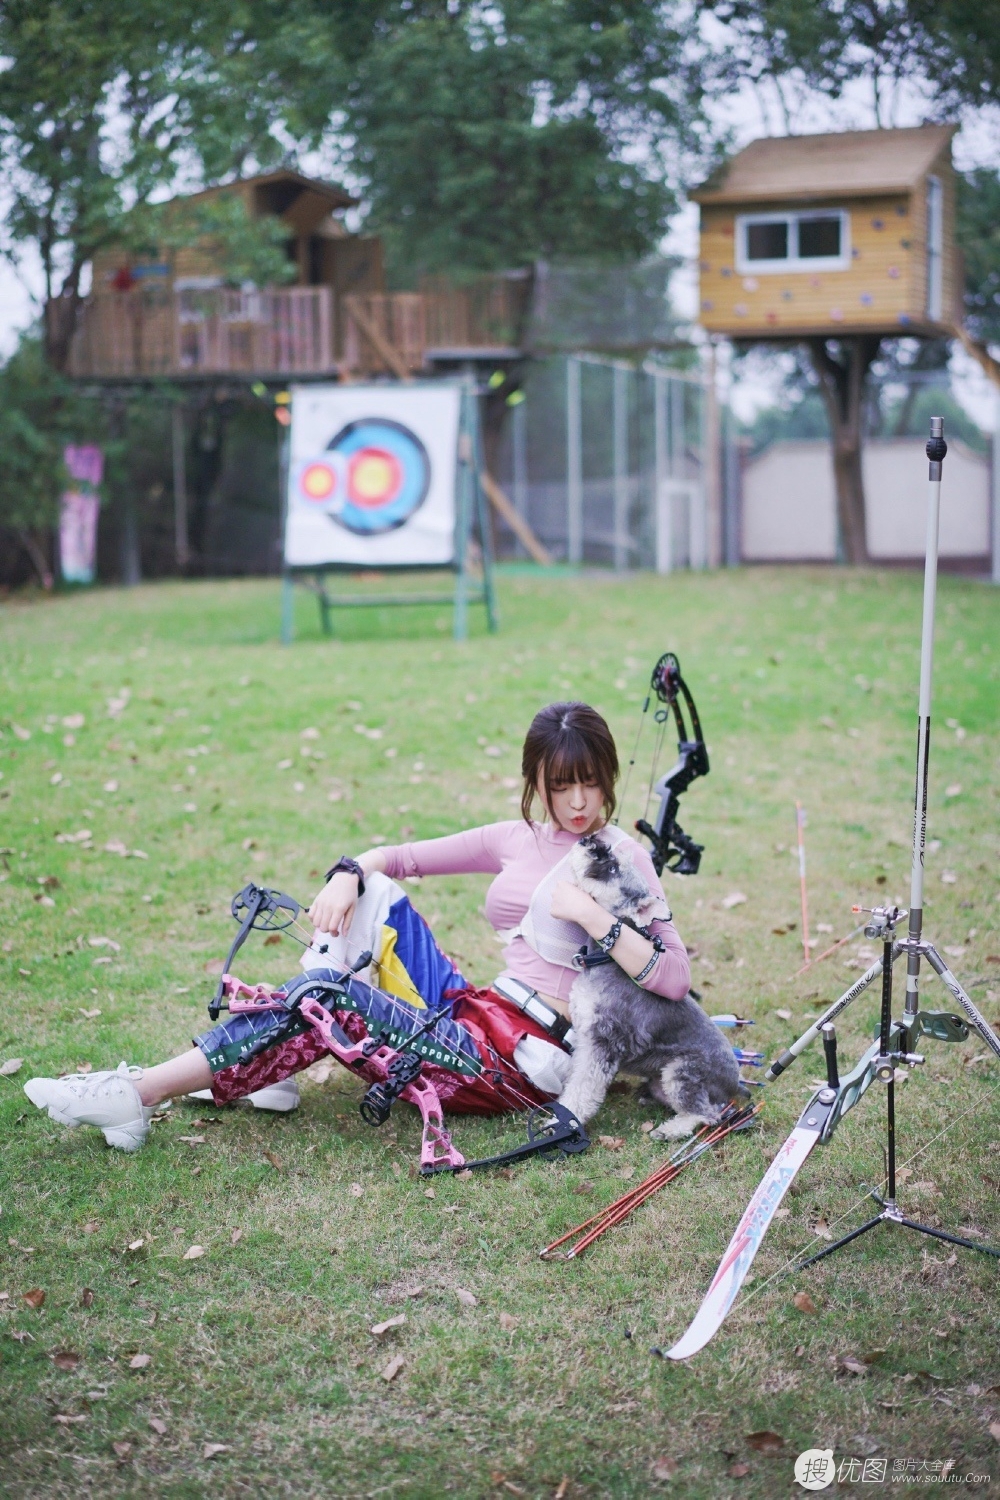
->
[295,418,431,535]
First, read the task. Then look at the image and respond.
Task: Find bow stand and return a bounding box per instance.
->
[658,419,1000,1364]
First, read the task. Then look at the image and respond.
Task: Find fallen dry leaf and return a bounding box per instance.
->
[652,1455,677,1480]
[381,1354,405,1382]
[370,1313,407,1336]
[112,1441,132,1460]
[23,1288,45,1309]
[203,958,225,975]
[839,1354,869,1376]
[792,1291,819,1314]
[0,1058,23,1076]
[178,1135,206,1146]
[598,1135,625,1151]
[640,1120,656,1133]
[498,1312,519,1332]
[349,1182,364,1198]
[88,935,120,951]
[721,891,747,909]
[149,1418,167,1436]
[554,1480,570,1500]
[745,1431,785,1453]
[10,1330,35,1343]
[774,1008,793,1021]
[182,1244,205,1261]
[82,1221,99,1234]
[990,1421,1000,1442]
[53,1413,87,1425]
[51,1350,80,1371]
[455,1287,478,1308]
[80,1288,95,1308]
[423,1186,436,1199]
[304,1057,335,1084]
[129,1353,151,1369]
[231,1228,243,1246]
[78,1008,101,1020]
[203,1443,230,1459]
[573,1181,594,1195]
[126,1239,145,1253]
[811,1217,833,1241]
[729,1463,751,1478]
[263,933,282,947]
[264,1151,283,1171]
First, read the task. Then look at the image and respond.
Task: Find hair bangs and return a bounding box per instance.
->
[543,731,597,792]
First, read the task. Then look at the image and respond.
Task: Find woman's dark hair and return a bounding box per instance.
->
[520,702,619,824]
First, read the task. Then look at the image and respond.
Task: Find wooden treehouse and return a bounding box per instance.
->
[68,170,530,381]
[691,124,960,340]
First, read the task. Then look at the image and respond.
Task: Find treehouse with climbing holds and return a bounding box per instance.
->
[690,124,961,565]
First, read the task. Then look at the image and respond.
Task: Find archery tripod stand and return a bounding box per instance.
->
[775,418,1000,1272]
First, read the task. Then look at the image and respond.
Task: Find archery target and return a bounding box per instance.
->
[285,385,459,567]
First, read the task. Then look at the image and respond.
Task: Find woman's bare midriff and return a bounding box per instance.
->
[540,992,571,1021]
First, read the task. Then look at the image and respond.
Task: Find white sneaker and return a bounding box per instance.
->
[248,1079,300,1112]
[23,1062,152,1152]
[184,1080,300,1112]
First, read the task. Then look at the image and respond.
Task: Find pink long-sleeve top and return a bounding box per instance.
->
[381,820,691,1006]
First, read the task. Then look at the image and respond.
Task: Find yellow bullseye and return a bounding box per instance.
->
[301,462,336,500]
[350,451,398,502]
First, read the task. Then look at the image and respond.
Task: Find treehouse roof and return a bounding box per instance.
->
[180,169,357,228]
[690,124,956,207]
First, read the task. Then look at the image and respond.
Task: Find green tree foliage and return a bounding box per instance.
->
[0,1,316,369]
[0,338,85,585]
[700,2,1000,123]
[311,0,701,280]
[957,169,1000,346]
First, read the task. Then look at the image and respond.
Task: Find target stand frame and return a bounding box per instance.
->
[280,380,498,643]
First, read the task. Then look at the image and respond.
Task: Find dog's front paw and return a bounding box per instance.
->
[649,1113,701,1142]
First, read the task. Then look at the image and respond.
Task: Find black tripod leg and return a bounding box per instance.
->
[895,1218,1000,1259]
[799,1214,883,1268]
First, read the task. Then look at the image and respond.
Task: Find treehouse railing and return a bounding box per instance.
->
[69,286,334,378]
[68,274,529,379]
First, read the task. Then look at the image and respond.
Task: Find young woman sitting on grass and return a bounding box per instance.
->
[24,702,691,1151]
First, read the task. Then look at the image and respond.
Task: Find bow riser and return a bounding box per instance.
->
[222,983,466,1172]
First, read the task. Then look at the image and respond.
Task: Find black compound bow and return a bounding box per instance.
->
[626,652,710,876]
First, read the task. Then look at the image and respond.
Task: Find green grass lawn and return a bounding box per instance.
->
[1,567,998,1499]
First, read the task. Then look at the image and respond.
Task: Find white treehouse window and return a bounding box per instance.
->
[735,210,851,274]
[926,175,943,320]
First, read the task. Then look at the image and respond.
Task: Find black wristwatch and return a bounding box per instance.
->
[324,856,366,897]
[594,918,622,956]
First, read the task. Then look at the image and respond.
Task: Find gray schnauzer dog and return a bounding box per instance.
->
[557,832,745,1139]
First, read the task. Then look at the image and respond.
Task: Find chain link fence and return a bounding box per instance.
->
[493,354,707,570]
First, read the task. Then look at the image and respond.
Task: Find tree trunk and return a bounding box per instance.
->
[807,335,882,565]
[16,528,54,590]
[44,279,82,375]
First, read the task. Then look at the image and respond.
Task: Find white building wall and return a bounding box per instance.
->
[742,437,989,561]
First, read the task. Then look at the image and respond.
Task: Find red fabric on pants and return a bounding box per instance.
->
[209,986,558,1115]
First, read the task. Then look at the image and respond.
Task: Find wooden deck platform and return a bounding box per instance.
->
[68,275,529,380]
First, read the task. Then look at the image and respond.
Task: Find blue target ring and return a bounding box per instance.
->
[324,418,430,535]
